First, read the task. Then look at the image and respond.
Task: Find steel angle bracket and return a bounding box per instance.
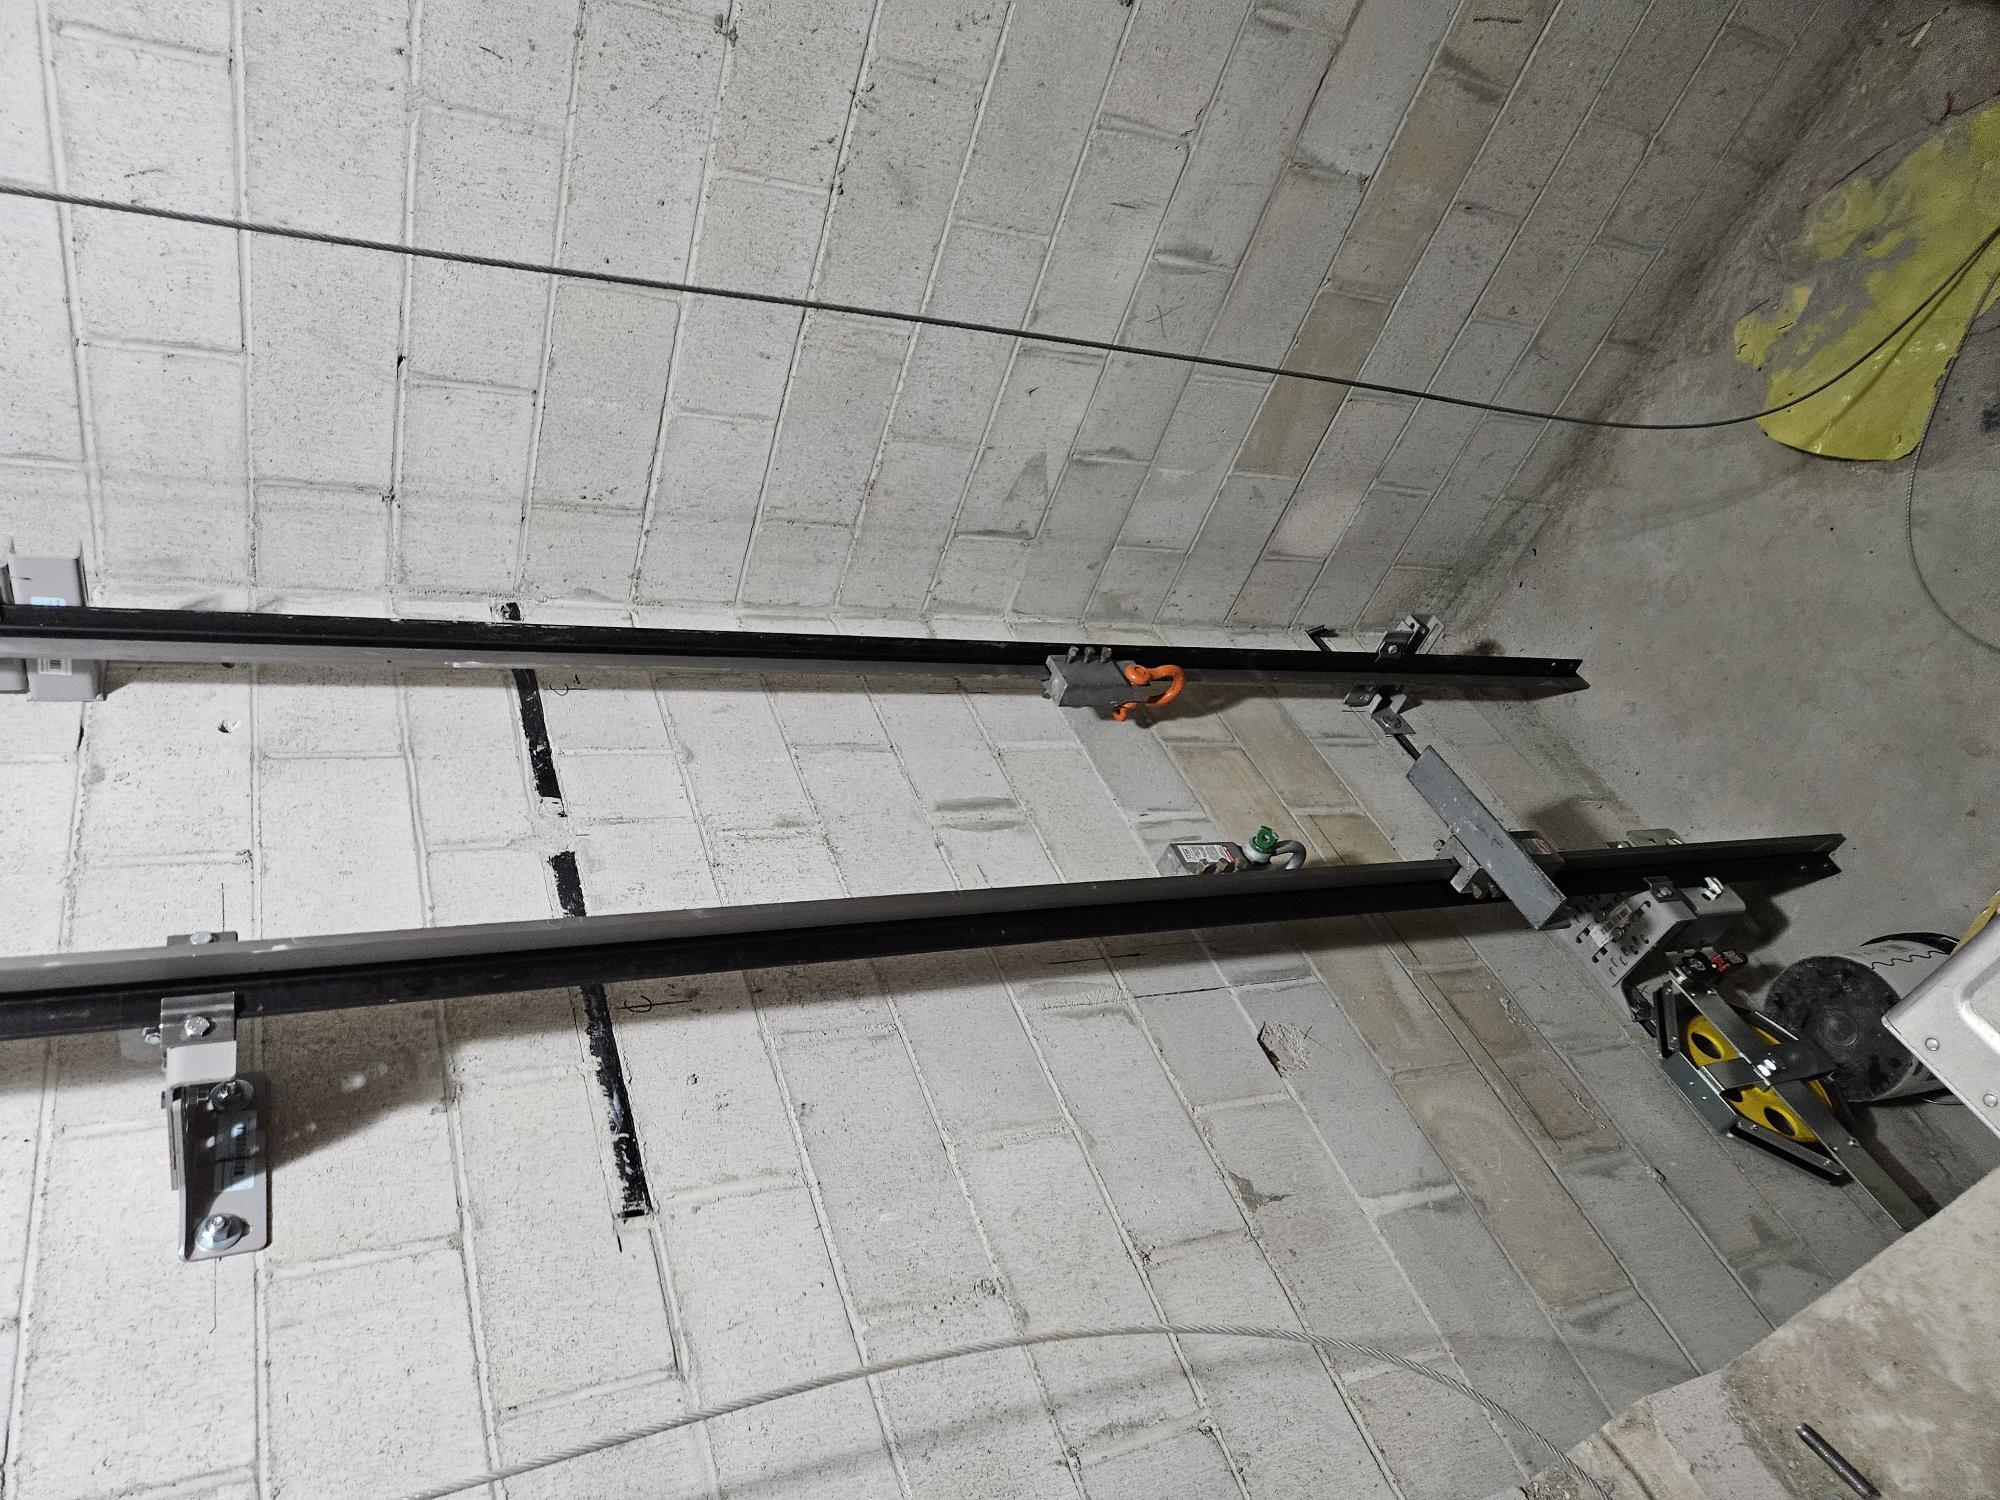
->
[1328,613,1447,713]
[146,933,269,1261]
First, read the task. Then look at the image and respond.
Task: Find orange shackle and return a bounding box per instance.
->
[1111,662,1185,722]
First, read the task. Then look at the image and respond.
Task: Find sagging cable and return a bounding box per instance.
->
[4,182,1997,437]
[395,1320,1612,1500]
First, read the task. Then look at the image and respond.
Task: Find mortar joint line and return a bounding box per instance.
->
[1096,0,1339,630]
[510,0,593,596]
[823,0,1016,618]
[916,0,1148,618]
[647,673,913,1490]
[880,970,1094,1499]
[0,1040,56,1500]
[621,0,739,609]
[1114,912,1414,1495]
[30,0,107,579]
[969,692,1262,1500]
[1261,0,1581,633]
[726,0,894,613]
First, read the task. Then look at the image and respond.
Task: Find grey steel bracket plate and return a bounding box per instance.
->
[1043,649,1163,711]
[1364,689,1413,738]
[0,553,101,701]
[1373,612,1439,664]
[0,544,21,693]
[172,1073,269,1261]
[151,979,269,1260]
[1406,747,1568,928]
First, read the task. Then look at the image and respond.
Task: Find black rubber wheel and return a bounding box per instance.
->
[1764,935,1953,1103]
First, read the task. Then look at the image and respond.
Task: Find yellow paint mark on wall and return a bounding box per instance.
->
[1735,285,1809,366]
[1734,97,2000,460]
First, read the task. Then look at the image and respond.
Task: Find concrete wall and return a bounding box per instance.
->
[1532,1170,2000,1498]
[1452,0,2000,963]
[0,0,1871,629]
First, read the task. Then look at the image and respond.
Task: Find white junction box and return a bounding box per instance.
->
[1,548,101,702]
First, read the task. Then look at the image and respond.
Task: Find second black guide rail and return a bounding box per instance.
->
[0,835,1842,1040]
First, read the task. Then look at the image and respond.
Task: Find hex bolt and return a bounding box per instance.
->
[141,1026,161,1046]
[207,1078,252,1111]
[189,931,214,945]
[180,1014,213,1039]
[195,1213,246,1254]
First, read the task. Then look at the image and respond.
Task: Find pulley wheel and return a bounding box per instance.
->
[1680,1012,1831,1145]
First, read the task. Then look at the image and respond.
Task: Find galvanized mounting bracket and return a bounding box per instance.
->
[144,932,269,1261]
[1564,831,1747,1000]
[0,550,101,701]
[1406,747,1568,928]
[1647,961,1926,1230]
[1374,613,1439,665]
[1336,614,1443,710]
[1043,648,1128,708]
[1042,647,1174,714]
[1364,689,1412,737]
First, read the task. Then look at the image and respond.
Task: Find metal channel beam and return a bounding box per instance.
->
[0,835,1840,1040]
[0,604,1585,693]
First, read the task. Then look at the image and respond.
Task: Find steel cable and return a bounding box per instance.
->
[395,1320,1613,1500]
[4,182,1997,436]
[1901,261,2000,656]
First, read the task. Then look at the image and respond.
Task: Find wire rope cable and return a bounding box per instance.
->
[396,1320,1612,1500]
[4,181,1997,437]
[1901,260,2000,656]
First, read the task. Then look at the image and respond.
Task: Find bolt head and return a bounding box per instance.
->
[195,1213,246,1254]
[1984,1094,1999,1110]
[141,1027,161,1046]
[180,1014,213,1039]
[189,931,213,946]
[1924,1036,1942,1051]
[207,1079,251,1111]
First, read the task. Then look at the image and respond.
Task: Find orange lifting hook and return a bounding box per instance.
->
[1111,662,1185,722]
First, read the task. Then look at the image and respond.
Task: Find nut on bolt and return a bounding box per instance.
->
[180,1014,213,1039]
[195,1213,246,1254]
[207,1078,252,1111]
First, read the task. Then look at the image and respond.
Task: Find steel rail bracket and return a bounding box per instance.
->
[147,933,269,1261]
